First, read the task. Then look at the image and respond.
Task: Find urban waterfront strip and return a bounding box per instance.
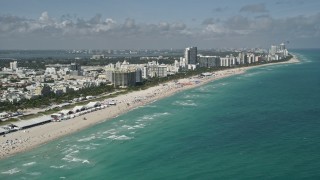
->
[0,56,299,159]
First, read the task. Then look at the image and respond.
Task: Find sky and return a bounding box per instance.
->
[1,0,320,50]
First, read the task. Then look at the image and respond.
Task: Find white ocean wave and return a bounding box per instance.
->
[122,125,135,130]
[243,72,263,77]
[77,135,96,142]
[22,162,36,166]
[70,150,79,154]
[62,148,74,154]
[173,100,197,107]
[107,135,118,139]
[103,129,117,135]
[137,112,170,123]
[27,172,41,176]
[107,134,133,140]
[133,124,145,129]
[116,135,133,140]
[182,94,201,99]
[135,112,170,123]
[142,115,154,120]
[90,143,100,146]
[1,168,20,175]
[62,154,90,164]
[50,165,67,169]
[198,86,210,92]
[78,144,97,150]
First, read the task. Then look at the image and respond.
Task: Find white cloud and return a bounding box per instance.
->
[240,3,268,13]
[39,11,50,22]
[1,11,320,49]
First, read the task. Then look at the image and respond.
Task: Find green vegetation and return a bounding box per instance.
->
[0,118,19,126]
[0,83,116,112]
[0,57,176,70]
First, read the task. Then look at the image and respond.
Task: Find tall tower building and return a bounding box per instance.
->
[279,43,286,51]
[10,61,17,70]
[184,47,197,65]
[69,63,82,76]
[270,45,278,55]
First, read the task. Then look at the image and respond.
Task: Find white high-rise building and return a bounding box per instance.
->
[198,55,219,68]
[270,45,278,55]
[10,61,17,70]
[184,47,197,65]
[280,43,286,51]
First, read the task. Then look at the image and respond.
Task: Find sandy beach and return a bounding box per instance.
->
[0,56,300,159]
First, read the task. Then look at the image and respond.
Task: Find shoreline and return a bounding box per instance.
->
[0,56,300,160]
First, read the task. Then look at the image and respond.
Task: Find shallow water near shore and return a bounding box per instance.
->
[1,49,320,179]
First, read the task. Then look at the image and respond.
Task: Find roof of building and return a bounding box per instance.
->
[0,112,9,116]
[72,105,85,112]
[85,101,100,108]
[0,127,9,134]
[59,109,72,115]
[11,115,52,129]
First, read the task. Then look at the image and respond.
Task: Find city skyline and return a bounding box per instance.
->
[1,0,320,50]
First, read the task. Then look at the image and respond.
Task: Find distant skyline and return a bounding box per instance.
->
[1,0,320,50]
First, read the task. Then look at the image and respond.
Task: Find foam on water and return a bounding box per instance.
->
[133,124,145,129]
[173,100,197,107]
[22,162,36,166]
[27,172,41,176]
[197,86,210,92]
[122,125,134,129]
[50,165,67,169]
[136,112,170,123]
[219,82,228,86]
[77,135,96,142]
[182,94,202,99]
[64,149,79,155]
[90,143,100,146]
[62,154,90,164]
[243,71,263,77]
[103,129,117,135]
[107,135,133,140]
[82,145,96,150]
[1,168,20,175]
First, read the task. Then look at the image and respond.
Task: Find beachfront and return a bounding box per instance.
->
[0,56,300,159]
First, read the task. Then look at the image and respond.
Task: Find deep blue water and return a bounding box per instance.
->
[0,49,320,179]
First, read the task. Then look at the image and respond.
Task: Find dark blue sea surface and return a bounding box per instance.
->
[0,49,319,179]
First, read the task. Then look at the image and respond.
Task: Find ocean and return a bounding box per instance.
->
[1,49,320,179]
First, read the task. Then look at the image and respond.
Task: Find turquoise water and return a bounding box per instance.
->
[1,49,320,179]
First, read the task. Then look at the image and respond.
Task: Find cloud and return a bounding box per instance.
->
[200,12,320,47]
[275,0,305,5]
[0,12,190,38]
[1,11,320,49]
[203,24,229,34]
[39,11,50,22]
[240,3,268,13]
[123,18,136,29]
[202,18,215,25]
[212,7,228,13]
